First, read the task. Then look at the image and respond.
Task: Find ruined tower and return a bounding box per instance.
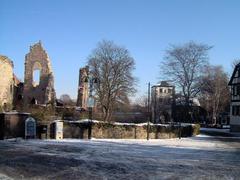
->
[151,81,175,123]
[23,41,56,106]
[0,55,14,111]
[76,66,89,109]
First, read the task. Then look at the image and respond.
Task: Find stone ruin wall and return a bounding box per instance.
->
[23,42,56,106]
[0,56,14,110]
[77,66,89,109]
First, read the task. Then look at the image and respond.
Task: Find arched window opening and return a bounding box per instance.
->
[18,95,23,100]
[10,85,13,94]
[3,103,7,111]
[32,62,42,87]
[31,98,37,105]
[33,69,41,87]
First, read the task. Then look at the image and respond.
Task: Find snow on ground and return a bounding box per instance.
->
[42,135,240,151]
[0,173,12,180]
[0,133,240,180]
[201,127,240,137]
[201,128,231,133]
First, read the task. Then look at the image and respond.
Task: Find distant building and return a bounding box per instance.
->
[0,55,14,111]
[0,42,55,111]
[151,81,175,123]
[228,63,240,132]
[173,95,207,124]
[76,66,89,109]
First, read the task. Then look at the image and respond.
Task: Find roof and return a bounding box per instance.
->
[228,63,240,85]
[152,81,174,88]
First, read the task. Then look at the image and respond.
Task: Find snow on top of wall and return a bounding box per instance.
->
[64,119,193,127]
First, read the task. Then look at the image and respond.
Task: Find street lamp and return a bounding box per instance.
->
[147,82,151,140]
[85,74,99,139]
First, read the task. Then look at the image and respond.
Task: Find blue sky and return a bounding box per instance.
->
[1,0,240,100]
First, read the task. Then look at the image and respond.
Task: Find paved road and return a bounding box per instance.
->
[0,131,239,180]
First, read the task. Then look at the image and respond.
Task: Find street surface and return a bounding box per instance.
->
[0,128,239,180]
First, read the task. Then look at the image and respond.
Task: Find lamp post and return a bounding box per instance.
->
[178,121,182,139]
[147,82,151,140]
[85,74,99,139]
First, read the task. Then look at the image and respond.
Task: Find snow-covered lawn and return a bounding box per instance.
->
[0,134,239,180]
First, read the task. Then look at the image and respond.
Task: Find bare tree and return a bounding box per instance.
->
[88,40,136,122]
[134,95,148,108]
[161,41,211,106]
[132,95,148,113]
[199,65,230,124]
[60,94,73,106]
[232,59,240,69]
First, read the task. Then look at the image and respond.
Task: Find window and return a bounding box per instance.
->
[168,89,172,94]
[159,89,162,93]
[237,86,240,95]
[10,85,13,94]
[31,98,37,105]
[17,95,22,100]
[33,69,41,86]
[232,85,240,96]
[232,106,240,116]
[232,106,235,115]
[233,85,240,96]
[236,106,239,115]
[32,62,42,87]
[233,86,236,95]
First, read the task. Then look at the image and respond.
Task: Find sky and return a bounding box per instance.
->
[1,0,240,100]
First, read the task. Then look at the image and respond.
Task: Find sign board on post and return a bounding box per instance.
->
[25,117,36,139]
[87,97,95,108]
[55,121,63,140]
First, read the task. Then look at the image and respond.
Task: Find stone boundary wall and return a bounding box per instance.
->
[0,112,30,140]
[63,120,200,139]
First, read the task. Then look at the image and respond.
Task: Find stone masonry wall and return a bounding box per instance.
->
[0,56,14,110]
[76,66,89,109]
[62,121,200,139]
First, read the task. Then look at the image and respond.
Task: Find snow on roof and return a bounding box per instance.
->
[152,81,174,88]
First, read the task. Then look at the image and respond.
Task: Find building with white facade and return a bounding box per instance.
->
[151,81,175,123]
[228,63,240,132]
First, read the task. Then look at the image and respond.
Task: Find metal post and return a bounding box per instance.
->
[88,77,93,140]
[88,107,92,139]
[178,122,181,139]
[147,82,150,140]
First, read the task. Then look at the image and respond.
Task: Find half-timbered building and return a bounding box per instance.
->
[228,63,240,132]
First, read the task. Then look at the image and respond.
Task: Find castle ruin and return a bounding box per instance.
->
[76,66,89,109]
[0,55,14,111]
[23,42,56,106]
